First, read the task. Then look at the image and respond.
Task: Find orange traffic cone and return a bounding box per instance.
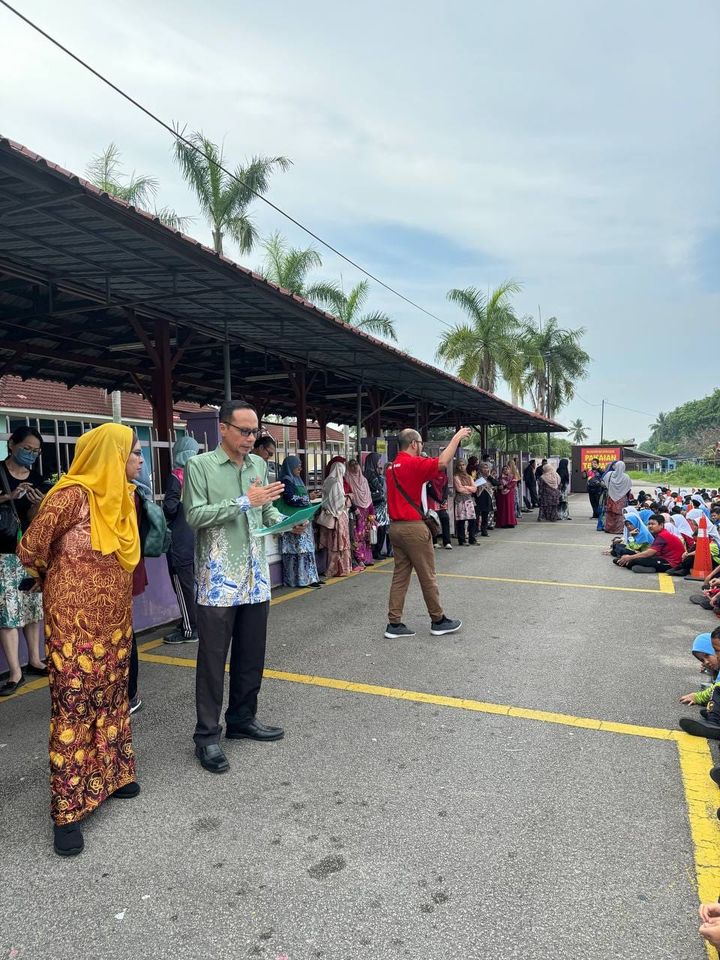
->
[685,515,715,581]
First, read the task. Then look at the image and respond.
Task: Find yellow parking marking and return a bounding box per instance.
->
[495,540,600,549]
[270,558,393,606]
[677,734,720,913]
[366,566,673,595]
[658,572,676,594]
[135,653,720,912]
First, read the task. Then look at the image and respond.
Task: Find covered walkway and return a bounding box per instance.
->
[0,503,715,958]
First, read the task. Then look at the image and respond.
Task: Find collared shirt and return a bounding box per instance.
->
[183,446,284,607]
[386,452,440,522]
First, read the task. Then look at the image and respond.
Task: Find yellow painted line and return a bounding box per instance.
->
[658,572,676,595]
[137,638,166,653]
[676,734,720,925]
[1,675,49,699]
[494,540,600,549]
[366,566,672,596]
[137,653,683,743]
[269,558,394,606]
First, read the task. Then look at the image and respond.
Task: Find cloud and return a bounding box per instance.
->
[0,0,718,441]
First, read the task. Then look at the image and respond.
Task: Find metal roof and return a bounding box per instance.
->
[0,137,565,433]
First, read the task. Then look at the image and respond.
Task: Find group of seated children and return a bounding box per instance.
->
[603,489,720,609]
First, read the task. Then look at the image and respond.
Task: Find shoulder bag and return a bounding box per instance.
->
[0,462,22,542]
[140,496,171,557]
[390,468,441,539]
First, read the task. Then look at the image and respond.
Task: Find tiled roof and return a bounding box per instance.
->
[0,376,200,422]
[262,422,345,444]
[0,376,345,440]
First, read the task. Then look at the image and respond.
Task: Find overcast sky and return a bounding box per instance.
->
[1,0,718,443]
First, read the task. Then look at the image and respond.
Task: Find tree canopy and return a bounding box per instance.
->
[643,389,720,457]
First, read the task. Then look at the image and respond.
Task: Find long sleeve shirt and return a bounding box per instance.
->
[183,447,283,607]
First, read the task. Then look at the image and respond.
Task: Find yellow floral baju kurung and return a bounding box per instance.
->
[17,484,135,825]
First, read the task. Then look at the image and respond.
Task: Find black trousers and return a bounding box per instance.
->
[588,488,602,518]
[432,510,451,547]
[479,511,490,535]
[373,524,390,560]
[456,518,477,544]
[194,601,270,746]
[630,556,671,572]
[168,561,197,636]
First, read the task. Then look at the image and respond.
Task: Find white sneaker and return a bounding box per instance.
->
[444,544,453,550]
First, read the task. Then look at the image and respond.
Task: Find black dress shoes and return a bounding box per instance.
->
[54,823,84,857]
[195,743,230,773]
[226,719,285,742]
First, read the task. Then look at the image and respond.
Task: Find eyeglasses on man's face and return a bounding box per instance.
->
[222,422,260,438]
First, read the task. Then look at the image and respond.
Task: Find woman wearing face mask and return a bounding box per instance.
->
[0,426,47,696]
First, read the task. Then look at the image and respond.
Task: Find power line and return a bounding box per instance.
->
[604,400,654,419]
[0,0,453,329]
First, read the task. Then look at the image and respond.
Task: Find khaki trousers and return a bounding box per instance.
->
[388,521,444,624]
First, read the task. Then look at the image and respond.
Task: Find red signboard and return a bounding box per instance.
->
[580,446,621,474]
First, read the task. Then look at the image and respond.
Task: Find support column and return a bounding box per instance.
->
[295,370,307,477]
[223,321,232,401]
[356,384,363,459]
[151,317,174,476]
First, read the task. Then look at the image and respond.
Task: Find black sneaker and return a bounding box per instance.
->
[710,766,720,788]
[384,623,416,639]
[430,617,462,636]
[164,629,199,644]
[129,695,142,715]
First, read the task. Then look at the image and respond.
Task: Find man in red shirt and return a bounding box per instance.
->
[384,426,471,638]
[615,514,685,572]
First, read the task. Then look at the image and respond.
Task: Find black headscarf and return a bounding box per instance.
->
[557,458,570,485]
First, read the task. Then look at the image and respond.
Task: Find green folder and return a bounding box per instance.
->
[252,502,322,537]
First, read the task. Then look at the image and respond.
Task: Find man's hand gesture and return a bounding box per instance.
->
[247,479,285,508]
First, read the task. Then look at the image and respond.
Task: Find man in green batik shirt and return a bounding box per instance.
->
[184,399,297,774]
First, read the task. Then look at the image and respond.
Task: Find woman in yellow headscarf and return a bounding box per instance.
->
[17,423,143,857]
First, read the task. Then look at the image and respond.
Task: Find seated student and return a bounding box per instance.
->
[679,634,718,705]
[604,510,653,558]
[679,627,720,739]
[615,514,685,573]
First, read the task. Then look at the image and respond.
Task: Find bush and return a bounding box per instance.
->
[627,465,720,488]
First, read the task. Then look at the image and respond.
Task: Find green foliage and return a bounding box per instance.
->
[568,418,589,443]
[627,464,720,487]
[173,128,290,255]
[643,389,720,456]
[436,281,523,393]
[86,143,192,231]
[436,282,590,420]
[260,236,397,341]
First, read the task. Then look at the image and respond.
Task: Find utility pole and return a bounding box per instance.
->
[600,399,606,444]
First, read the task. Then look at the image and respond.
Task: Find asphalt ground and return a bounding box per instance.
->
[1,494,719,960]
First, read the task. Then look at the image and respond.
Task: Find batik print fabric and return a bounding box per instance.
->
[0,552,43,628]
[17,485,135,825]
[280,525,319,587]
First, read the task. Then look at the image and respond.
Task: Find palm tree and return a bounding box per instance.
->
[86,144,191,231]
[436,281,523,394]
[259,232,342,303]
[320,280,397,341]
[521,316,590,418]
[172,128,291,255]
[568,418,589,443]
[651,412,668,434]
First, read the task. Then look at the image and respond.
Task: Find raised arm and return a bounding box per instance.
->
[438,427,472,471]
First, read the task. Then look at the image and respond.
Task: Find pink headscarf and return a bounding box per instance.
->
[346,461,373,509]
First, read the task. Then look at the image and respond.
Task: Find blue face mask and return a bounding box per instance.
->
[12,448,39,468]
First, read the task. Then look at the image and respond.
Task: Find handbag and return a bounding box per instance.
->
[316,508,336,530]
[390,468,442,539]
[0,463,21,542]
[139,495,171,557]
[369,525,378,545]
